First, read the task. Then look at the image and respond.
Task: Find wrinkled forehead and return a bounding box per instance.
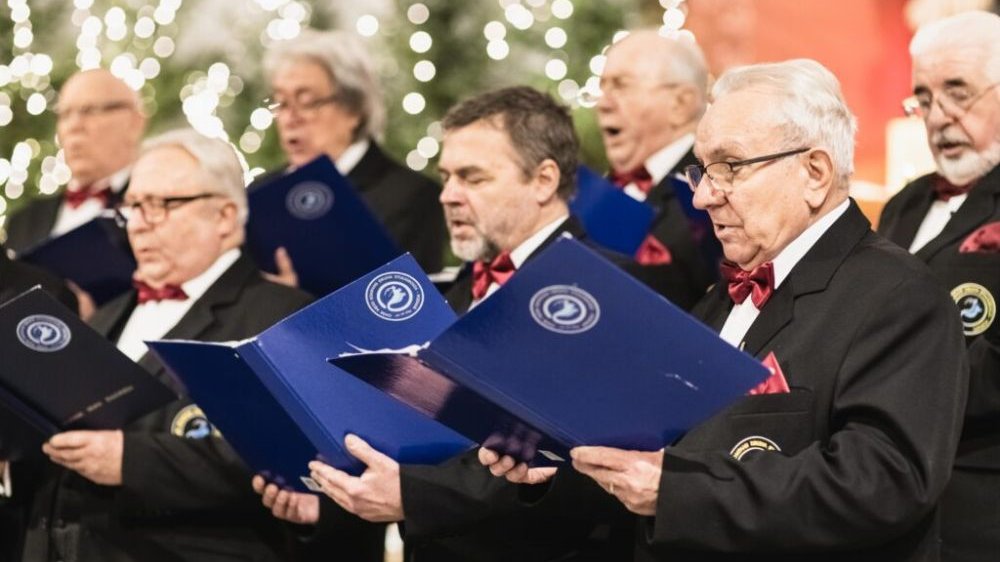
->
[128,146,204,198]
[695,91,783,159]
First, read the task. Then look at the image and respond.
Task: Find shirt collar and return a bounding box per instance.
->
[69,166,131,194]
[334,139,371,176]
[644,133,695,184]
[771,199,849,289]
[177,248,241,302]
[509,214,570,269]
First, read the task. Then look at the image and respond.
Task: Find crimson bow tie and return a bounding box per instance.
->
[471,252,516,301]
[610,166,654,194]
[933,175,976,201]
[720,261,775,308]
[134,280,189,304]
[64,186,112,209]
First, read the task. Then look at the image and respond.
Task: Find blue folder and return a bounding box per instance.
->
[570,165,655,256]
[146,254,474,492]
[245,156,403,297]
[0,287,176,459]
[18,215,136,305]
[333,237,769,465]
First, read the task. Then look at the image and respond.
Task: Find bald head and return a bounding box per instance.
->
[57,69,146,187]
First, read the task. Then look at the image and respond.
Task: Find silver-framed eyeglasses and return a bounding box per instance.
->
[684,147,811,192]
[902,81,1000,119]
[114,193,220,226]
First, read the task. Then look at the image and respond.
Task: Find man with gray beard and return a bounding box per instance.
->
[877,10,1000,561]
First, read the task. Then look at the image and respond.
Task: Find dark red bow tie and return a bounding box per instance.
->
[134,280,189,304]
[471,251,516,301]
[610,166,654,194]
[933,175,976,201]
[720,261,775,308]
[64,186,112,209]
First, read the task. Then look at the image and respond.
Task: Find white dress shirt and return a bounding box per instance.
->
[0,461,10,498]
[333,139,370,176]
[908,193,967,253]
[719,200,850,348]
[116,249,241,361]
[621,133,694,202]
[51,167,131,236]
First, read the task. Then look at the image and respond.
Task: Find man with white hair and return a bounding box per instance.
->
[20,129,313,562]
[878,10,1000,560]
[258,29,446,278]
[483,59,968,561]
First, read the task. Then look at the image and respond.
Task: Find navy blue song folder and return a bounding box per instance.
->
[146,254,474,492]
[0,287,175,459]
[18,215,136,305]
[245,155,402,297]
[333,237,769,465]
[570,165,655,256]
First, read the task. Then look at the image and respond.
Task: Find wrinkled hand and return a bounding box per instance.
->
[571,446,664,516]
[478,447,557,484]
[308,434,403,522]
[43,430,124,486]
[262,247,299,288]
[251,475,320,524]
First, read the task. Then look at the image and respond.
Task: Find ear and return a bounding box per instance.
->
[531,159,561,204]
[801,149,836,210]
[667,85,701,127]
[214,199,241,239]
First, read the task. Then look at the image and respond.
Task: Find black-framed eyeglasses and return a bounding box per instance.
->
[54,100,134,120]
[685,147,811,192]
[902,81,1000,119]
[114,193,220,227]
[265,93,340,116]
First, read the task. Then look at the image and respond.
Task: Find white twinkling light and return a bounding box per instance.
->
[662,7,685,29]
[416,136,439,159]
[557,78,579,101]
[551,0,574,19]
[30,54,53,76]
[123,69,144,90]
[38,175,57,195]
[280,2,307,21]
[486,40,510,60]
[10,4,30,23]
[110,53,135,78]
[545,59,567,80]
[9,56,28,78]
[0,67,11,87]
[545,27,567,49]
[589,54,606,75]
[659,0,683,8]
[104,6,126,26]
[406,150,428,171]
[26,93,46,115]
[277,18,301,39]
[612,30,629,43]
[402,92,426,115]
[676,29,696,43]
[0,107,11,126]
[0,159,10,183]
[153,36,175,58]
[0,198,6,215]
[484,20,506,41]
[74,0,94,9]
[78,48,102,69]
[240,131,262,153]
[407,3,430,25]
[250,107,273,130]
[135,16,155,38]
[207,62,230,91]
[13,27,33,48]
[107,23,127,42]
[81,15,103,36]
[505,4,534,30]
[140,57,161,78]
[153,6,176,26]
[426,121,443,139]
[356,14,379,37]
[413,60,436,82]
[409,31,432,53]
[12,143,32,168]
[5,183,24,200]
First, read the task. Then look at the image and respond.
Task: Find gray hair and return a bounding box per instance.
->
[263,29,385,141]
[712,59,858,188]
[141,129,248,224]
[910,11,1000,83]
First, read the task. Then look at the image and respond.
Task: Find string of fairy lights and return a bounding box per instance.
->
[0,0,690,225]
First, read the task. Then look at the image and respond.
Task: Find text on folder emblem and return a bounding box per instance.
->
[286,181,334,220]
[16,314,72,352]
[529,285,601,335]
[365,271,425,321]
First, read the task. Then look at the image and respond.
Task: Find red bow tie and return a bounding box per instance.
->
[134,280,189,304]
[64,186,112,209]
[933,175,976,201]
[610,166,654,194]
[720,261,775,308]
[471,252,516,301]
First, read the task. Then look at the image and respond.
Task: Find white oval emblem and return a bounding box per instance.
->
[16,314,72,352]
[529,285,600,334]
[286,181,334,220]
[951,282,996,337]
[365,272,425,321]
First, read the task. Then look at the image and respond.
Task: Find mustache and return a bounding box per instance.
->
[931,128,970,146]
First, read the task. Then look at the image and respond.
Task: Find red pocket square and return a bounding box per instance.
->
[748,352,790,395]
[960,222,1000,254]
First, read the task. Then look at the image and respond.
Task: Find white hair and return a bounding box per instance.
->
[141,129,248,224]
[910,10,1000,83]
[610,29,709,114]
[712,58,858,188]
[264,29,386,140]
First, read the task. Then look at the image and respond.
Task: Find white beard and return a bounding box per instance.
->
[935,138,1000,186]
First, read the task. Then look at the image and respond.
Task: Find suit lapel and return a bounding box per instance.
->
[345,142,384,194]
[881,177,935,248]
[915,167,1000,261]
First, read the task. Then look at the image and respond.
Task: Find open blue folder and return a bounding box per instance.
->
[19,215,136,305]
[0,287,175,459]
[146,254,474,492]
[333,237,769,465]
[570,165,655,256]
[245,156,402,297]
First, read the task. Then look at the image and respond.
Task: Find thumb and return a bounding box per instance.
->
[344,434,391,469]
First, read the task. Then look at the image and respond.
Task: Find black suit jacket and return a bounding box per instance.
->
[878,166,1000,560]
[4,183,128,257]
[21,253,314,562]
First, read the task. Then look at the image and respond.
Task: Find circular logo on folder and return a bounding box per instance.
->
[16,315,71,352]
[286,181,334,220]
[365,272,425,321]
[951,282,995,337]
[529,285,600,335]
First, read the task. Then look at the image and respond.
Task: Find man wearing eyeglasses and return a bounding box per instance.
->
[593,29,721,309]
[482,59,968,561]
[3,69,145,256]
[19,129,313,562]
[877,11,1000,561]
[254,29,446,283]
